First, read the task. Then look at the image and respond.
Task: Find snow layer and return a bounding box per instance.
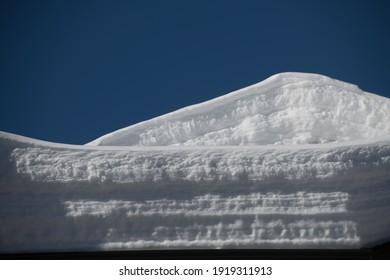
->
[1,131,390,252]
[1,72,390,252]
[87,73,390,146]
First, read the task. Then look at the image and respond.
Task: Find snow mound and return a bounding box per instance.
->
[1,73,390,252]
[87,72,390,146]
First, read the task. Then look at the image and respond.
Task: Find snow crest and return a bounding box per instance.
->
[87,73,390,146]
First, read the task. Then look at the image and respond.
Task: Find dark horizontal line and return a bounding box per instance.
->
[1,247,389,260]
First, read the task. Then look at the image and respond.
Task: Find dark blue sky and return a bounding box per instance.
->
[1,0,389,144]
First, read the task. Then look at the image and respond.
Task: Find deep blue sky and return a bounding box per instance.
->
[1,0,389,144]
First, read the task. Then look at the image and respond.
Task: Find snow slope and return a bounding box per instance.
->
[87,73,390,146]
[1,72,390,252]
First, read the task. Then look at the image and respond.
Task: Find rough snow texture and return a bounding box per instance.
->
[1,131,390,252]
[87,73,390,146]
[1,72,390,252]
[9,140,390,184]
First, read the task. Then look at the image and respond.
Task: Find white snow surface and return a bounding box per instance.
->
[87,72,390,146]
[1,72,390,252]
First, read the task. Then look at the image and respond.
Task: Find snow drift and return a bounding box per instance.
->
[88,72,390,146]
[1,72,390,252]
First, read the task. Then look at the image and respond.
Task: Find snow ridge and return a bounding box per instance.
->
[87,72,390,146]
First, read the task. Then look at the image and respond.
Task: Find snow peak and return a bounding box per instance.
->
[119,266,181,276]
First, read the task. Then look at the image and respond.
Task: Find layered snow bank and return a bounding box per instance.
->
[1,72,390,252]
[87,73,390,146]
[1,131,390,252]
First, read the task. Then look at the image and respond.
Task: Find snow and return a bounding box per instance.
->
[87,72,390,146]
[8,137,390,184]
[1,72,390,252]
